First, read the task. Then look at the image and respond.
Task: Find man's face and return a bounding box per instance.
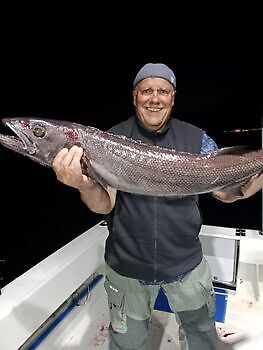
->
[133,77,175,132]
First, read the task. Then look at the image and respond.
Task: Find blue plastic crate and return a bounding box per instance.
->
[214,287,228,323]
[153,286,228,323]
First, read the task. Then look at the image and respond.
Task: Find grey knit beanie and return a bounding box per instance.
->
[133,63,176,89]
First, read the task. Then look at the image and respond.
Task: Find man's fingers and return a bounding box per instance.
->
[70,146,84,168]
[60,146,82,167]
[248,173,260,183]
[52,148,69,167]
[241,173,263,197]
[53,146,83,168]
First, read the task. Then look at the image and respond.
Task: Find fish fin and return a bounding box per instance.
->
[215,145,250,156]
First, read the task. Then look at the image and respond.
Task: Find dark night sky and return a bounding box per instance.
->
[0,5,262,285]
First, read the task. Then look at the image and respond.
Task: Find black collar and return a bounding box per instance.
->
[135,118,171,138]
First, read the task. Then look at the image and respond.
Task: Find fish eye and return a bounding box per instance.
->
[33,125,46,138]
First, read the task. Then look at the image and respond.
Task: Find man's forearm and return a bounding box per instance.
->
[79,183,113,214]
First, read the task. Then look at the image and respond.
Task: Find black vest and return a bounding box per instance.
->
[105,116,204,281]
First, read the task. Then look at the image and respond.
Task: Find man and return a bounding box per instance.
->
[52,63,263,350]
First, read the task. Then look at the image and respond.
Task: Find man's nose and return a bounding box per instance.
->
[150,90,160,100]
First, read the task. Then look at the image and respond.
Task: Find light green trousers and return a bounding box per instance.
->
[104,258,219,350]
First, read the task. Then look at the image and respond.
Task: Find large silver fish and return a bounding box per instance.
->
[0,117,262,196]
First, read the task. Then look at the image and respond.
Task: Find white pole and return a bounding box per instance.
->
[262,115,263,234]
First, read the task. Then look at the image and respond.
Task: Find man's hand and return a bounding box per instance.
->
[52,145,96,191]
[240,173,263,197]
[52,146,116,214]
[213,173,263,203]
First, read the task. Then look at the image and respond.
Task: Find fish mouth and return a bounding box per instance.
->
[0,119,37,154]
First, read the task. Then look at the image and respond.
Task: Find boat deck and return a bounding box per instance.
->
[1,222,262,349]
[36,275,263,350]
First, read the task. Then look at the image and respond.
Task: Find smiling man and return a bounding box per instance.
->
[52,63,263,350]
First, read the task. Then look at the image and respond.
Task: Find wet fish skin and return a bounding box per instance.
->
[0,117,263,196]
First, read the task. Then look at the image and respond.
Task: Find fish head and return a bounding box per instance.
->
[0,117,84,167]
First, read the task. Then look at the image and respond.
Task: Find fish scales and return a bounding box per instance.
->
[0,117,263,196]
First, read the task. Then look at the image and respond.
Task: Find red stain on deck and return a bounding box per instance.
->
[89,324,109,347]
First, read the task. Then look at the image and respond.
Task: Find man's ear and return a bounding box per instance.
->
[132,90,137,106]
[172,90,176,107]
